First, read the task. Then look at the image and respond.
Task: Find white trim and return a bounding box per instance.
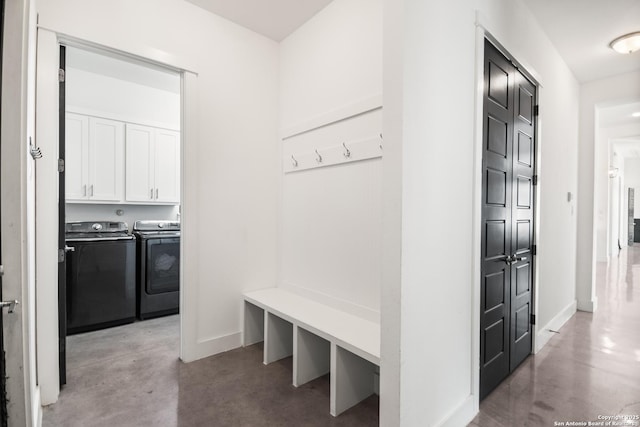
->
[577,296,598,313]
[179,71,198,363]
[470,24,485,415]
[38,27,197,75]
[279,282,380,324]
[475,12,545,88]
[534,300,577,353]
[34,28,61,406]
[434,395,477,427]
[32,387,42,427]
[181,332,242,363]
[281,94,382,140]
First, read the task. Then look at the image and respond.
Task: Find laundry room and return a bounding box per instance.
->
[61,45,182,385]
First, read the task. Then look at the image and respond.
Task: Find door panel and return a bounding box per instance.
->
[481,40,514,398]
[481,39,536,399]
[64,113,88,200]
[125,124,154,202]
[510,70,535,371]
[89,118,123,201]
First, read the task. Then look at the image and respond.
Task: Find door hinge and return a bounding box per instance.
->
[530,314,536,325]
[58,68,65,83]
[58,159,65,173]
[532,244,537,256]
[534,105,539,117]
[58,249,65,263]
[532,175,538,186]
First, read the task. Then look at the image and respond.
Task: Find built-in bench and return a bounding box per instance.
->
[243,288,380,416]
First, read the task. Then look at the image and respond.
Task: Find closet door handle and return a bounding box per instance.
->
[89,185,94,197]
[155,188,159,199]
[150,188,154,199]
[82,185,87,196]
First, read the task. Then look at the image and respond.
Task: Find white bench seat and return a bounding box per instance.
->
[243,288,380,416]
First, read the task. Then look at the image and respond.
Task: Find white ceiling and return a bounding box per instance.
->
[184,0,638,82]
[185,0,334,41]
[524,0,640,83]
[599,101,640,128]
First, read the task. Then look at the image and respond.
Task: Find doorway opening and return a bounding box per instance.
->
[479,39,538,399]
[57,44,182,391]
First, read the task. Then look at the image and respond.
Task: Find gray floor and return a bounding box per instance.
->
[470,246,640,426]
[43,315,378,427]
[44,245,640,426]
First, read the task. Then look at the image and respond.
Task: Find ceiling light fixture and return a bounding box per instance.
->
[610,32,640,54]
[633,112,640,118]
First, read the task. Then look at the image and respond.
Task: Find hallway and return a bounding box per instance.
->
[470,246,640,426]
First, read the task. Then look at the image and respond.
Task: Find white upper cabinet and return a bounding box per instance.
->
[125,124,154,202]
[65,113,89,200]
[66,113,179,205]
[66,113,123,202]
[89,118,124,201]
[125,124,180,204]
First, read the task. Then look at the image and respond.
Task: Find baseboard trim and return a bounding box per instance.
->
[181,332,242,363]
[33,386,42,427]
[577,296,598,313]
[535,300,577,353]
[434,395,477,427]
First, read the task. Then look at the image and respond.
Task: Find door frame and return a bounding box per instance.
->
[35,31,195,405]
[1,0,38,424]
[471,23,543,411]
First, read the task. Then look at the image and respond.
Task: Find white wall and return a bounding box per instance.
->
[36,0,279,404]
[2,0,40,424]
[576,71,640,313]
[278,0,383,321]
[382,0,580,425]
[66,51,181,130]
[66,204,179,232]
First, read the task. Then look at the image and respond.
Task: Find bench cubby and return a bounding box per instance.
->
[243,288,380,416]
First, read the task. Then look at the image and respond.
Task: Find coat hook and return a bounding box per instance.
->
[342,142,351,158]
[315,149,323,163]
[29,137,43,160]
[291,155,298,167]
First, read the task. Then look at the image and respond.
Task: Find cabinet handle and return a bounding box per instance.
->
[89,185,94,197]
[155,188,159,199]
[82,185,86,197]
[150,188,154,199]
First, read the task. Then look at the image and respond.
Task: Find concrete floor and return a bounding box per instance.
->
[42,315,378,426]
[44,245,640,426]
[470,246,640,426]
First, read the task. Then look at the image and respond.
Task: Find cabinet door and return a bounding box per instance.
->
[154,129,180,203]
[65,113,89,201]
[88,118,124,201]
[125,124,155,202]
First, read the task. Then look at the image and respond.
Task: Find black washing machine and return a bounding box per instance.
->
[65,221,136,334]
[133,220,180,320]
